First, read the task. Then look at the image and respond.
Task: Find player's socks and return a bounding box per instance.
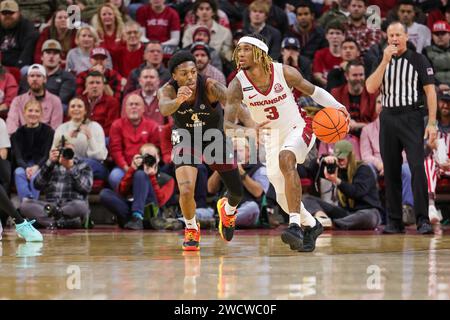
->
[185,217,199,230]
[224,201,237,216]
[289,213,301,226]
[300,203,316,227]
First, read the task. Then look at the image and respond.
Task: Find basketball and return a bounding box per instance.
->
[312,107,349,143]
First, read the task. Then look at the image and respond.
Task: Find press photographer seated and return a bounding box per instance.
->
[99,143,175,230]
[303,140,382,230]
[19,136,93,229]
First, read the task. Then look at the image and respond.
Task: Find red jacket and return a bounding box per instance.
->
[118,167,175,206]
[109,117,162,169]
[82,94,120,137]
[331,84,377,124]
[0,72,18,108]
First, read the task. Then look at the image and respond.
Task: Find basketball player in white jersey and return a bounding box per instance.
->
[225,34,349,252]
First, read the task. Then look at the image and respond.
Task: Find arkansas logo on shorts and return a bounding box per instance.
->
[274,83,283,93]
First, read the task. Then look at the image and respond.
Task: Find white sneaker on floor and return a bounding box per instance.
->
[429,205,443,224]
[315,212,332,229]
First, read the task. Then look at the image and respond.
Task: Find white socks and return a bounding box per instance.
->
[301,202,316,227]
[185,216,198,230]
[289,213,301,226]
[224,201,237,216]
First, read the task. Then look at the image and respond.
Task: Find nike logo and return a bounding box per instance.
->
[249,94,257,99]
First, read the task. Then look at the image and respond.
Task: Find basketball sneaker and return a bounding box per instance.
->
[300,218,323,252]
[217,197,237,242]
[281,223,304,251]
[16,220,43,242]
[183,223,200,251]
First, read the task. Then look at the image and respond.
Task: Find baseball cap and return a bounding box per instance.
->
[282,37,300,50]
[333,140,353,159]
[41,39,62,52]
[90,47,108,59]
[438,90,450,101]
[432,21,450,33]
[27,64,46,77]
[0,0,18,13]
[190,42,211,58]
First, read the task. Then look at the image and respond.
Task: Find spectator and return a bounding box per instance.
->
[91,3,125,53]
[303,140,383,230]
[11,100,53,202]
[33,6,77,68]
[0,118,10,192]
[286,1,327,60]
[81,70,120,138]
[208,137,270,228]
[100,143,175,229]
[6,64,63,135]
[183,26,223,71]
[182,0,233,62]
[397,0,431,53]
[124,41,171,95]
[20,140,93,229]
[107,0,132,23]
[0,0,39,69]
[21,40,76,110]
[317,0,350,30]
[280,37,312,82]
[15,0,54,26]
[423,90,450,224]
[136,0,181,46]
[313,21,345,87]
[424,21,450,89]
[345,0,382,54]
[327,38,361,90]
[52,98,108,180]
[331,60,377,136]
[76,47,123,101]
[183,0,231,30]
[66,26,113,75]
[190,42,226,85]
[360,94,414,218]
[0,59,18,119]
[108,93,161,190]
[112,21,145,78]
[242,0,282,61]
[243,0,289,36]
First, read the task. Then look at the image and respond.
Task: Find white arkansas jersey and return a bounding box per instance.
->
[236,62,303,130]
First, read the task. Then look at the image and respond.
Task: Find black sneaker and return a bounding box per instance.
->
[281,223,304,251]
[300,218,323,252]
[383,223,405,234]
[124,217,143,230]
[417,222,434,235]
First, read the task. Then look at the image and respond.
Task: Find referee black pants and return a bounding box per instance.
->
[379,108,429,227]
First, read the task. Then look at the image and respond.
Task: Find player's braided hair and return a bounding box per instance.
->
[232,33,273,75]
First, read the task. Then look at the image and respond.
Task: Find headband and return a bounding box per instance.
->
[238,36,268,54]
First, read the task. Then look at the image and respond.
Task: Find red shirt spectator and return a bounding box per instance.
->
[136,1,181,44]
[77,68,123,101]
[0,70,18,119]
[312,48,342,81]
[82,94,120,137]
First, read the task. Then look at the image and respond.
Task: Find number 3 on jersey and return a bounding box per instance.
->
[264,106,279,120]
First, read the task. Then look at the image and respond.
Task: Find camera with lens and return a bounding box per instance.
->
[318,156,337,179]
[59,135,74,160]
[138,153,157,170]
[44,203,63,219]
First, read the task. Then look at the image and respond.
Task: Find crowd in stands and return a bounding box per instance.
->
[1,0,450,233]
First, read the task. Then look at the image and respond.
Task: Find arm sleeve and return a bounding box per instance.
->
[162,30,180,46]
[310,86,347,110]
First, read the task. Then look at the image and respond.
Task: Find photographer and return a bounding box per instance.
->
[100,143,175,230]
[303,140,382,230]
[19,137,93,229]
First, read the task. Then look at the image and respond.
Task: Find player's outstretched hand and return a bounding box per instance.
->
[176,86,193,104]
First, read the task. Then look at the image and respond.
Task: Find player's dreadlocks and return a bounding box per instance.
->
[232,33,273,75]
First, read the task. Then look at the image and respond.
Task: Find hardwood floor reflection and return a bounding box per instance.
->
[1,227,450,299]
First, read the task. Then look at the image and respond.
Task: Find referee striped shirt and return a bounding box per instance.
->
[381,49,435,108]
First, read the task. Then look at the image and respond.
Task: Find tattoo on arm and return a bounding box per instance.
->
[208,79,228,106]
[178,180,192,186]
[224,77,244,131]
[284,64,315,96]
[157,84,180,116]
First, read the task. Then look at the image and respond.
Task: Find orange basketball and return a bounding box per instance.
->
[312,107,348,143]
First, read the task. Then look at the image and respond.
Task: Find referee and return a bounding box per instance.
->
[366,21,437,234]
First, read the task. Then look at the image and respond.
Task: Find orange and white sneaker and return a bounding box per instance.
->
[217,197,237,242]
[182,223,201,251]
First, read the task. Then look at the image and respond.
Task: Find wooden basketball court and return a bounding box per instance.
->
[1,227,450,300]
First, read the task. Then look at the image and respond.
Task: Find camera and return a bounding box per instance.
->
[138,153,157,170]
[318,156,337,179]
[59,135,74,160]
[44,203,63,219]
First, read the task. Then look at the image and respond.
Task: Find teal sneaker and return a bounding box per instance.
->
[16,220,43,242]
